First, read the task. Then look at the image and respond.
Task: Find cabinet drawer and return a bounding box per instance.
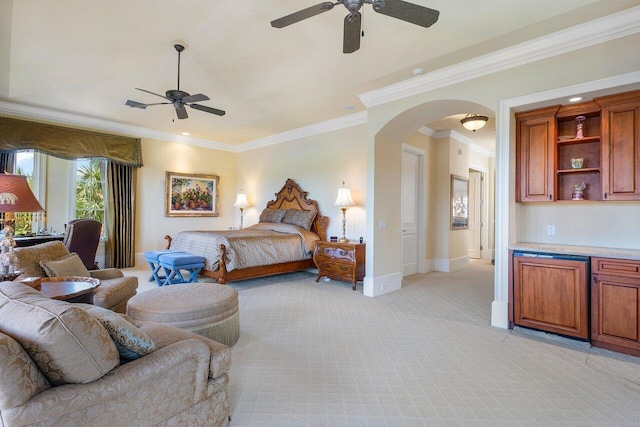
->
[315,259,353,277]
[592,257,640,278]
[315,246,355,261]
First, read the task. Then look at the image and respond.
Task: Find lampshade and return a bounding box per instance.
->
[334,182,354,208]
[460,114,489,132]
[0,173,44,213]
[233,193,249,209]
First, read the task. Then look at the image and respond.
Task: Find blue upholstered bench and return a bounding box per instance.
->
[157,252,206,285]
[144,250,186,285]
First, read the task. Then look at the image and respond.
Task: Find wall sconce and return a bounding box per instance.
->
[0,173,44,277]
[233,191,249,229]
[460,114,488,132]
[334,181,355,243]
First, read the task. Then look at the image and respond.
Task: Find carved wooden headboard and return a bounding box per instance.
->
[265,178,328,241]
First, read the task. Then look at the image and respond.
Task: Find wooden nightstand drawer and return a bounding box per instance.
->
[313,241,365,291]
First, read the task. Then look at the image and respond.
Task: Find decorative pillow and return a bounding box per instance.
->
[76,304,156,360]
[14,241,70,277]
[0,282,119,386]
[282,209,316,231]
[0,331,51,409]
[259,208,286,223]
[39,253,90,278]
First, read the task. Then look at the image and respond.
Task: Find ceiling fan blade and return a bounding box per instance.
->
[135,88,171,100]
[343,12,362,54]
[175,106,188,120]
[373,0,439,28]
[190,103,226,116]
[143,102,171,107]
[125,100,148,109]
[183,93,210,103]
[271,2,335,28]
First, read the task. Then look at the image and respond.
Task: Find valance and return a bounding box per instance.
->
[0,117,143,167]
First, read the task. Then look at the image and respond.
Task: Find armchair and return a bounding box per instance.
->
[14,241,137,313]
[63,218,102,270]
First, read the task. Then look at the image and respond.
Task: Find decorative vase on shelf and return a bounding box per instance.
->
[572,182,586,200]
[575,115,586,139]
[570,158,584,169]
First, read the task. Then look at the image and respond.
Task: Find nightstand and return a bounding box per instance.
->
[313,241,365,290]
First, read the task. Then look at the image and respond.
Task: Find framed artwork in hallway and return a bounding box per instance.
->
[451,174,469,230]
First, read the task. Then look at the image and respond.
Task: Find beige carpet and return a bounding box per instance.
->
[124,260,640,426]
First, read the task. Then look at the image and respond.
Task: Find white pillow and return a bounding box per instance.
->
[39,253,90,277]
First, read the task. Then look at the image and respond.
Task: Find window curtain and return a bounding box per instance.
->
[0,117,142,167]
[0,152,15,173]
[105,161,136,268]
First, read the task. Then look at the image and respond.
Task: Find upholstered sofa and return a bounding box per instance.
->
[14,241,137,313]
[0,281,231,426]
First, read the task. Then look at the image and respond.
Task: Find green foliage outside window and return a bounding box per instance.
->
[75,159,105,225]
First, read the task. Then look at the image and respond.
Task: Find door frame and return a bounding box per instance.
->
[469,162,490,260]
[402,144,427,274]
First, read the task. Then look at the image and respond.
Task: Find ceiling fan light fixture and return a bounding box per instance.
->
[460,114,488,132]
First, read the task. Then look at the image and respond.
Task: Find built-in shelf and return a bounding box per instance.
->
[557,168,600,174]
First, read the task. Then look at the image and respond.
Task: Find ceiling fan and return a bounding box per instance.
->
[125,44,225,119]
[271,0,439,53]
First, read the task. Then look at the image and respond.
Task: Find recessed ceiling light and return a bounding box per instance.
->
[181,132,190,136]
[412,68,423,76]
[568,96,582,103]
[342,104,356,111]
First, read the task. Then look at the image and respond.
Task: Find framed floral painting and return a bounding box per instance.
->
[165,171,219,217]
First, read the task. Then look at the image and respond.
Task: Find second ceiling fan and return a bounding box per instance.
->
[125,44,225,120]
[271,0,440,53]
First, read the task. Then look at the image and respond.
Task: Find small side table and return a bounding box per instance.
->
[39,277,101,304]
[313,241,365,291]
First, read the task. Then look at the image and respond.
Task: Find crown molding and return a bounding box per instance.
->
[0,99,236,152]
[236,111,368,152]
[418,126,494,157]
[359,6,640,108]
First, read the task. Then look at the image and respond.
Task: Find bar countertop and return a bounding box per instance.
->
[509,242,640,261]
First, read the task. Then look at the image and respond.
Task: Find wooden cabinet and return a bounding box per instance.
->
[513,254,589,339]
[515,89,640,202]
[313,241,365,290]
[591,257,640,356]
[597,91,640,201]
[555,102,602,201]
[516,106,558,202]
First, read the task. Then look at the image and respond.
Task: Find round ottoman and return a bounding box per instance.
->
[126,283,239,346]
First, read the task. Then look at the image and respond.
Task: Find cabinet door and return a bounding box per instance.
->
[591,274,640,356]
[601,101,640,200]
[513,256,588,339]
[516,114,556,202]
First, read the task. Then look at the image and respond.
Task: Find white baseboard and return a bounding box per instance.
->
[364,271,402,297]
[434,256,470,272]
[481,249,495,260]
[491,300,510,329]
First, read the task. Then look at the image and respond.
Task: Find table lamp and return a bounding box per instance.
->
[233,191,249,229]
[334,181,355,243]
[0,173,44,276]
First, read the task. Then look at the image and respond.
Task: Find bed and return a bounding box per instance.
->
[165,178,329,284]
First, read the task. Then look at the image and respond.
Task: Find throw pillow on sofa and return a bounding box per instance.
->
[76,304,157,360]
[39,252,90,277]
[0,282,119,386]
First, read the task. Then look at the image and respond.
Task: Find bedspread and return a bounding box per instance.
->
[169,223,319,272]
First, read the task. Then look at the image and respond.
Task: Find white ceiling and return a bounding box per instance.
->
[1,0,630,153]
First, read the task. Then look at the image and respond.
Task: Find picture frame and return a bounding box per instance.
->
[450,174,469,230]
[165,171,219,217]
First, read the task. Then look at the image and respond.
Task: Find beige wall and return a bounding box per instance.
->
[236,125,368,244]
[134,138,238,263]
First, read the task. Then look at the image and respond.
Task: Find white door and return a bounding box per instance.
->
[401,151,419,276]
[468,170,482,259]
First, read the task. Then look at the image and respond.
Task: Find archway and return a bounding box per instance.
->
[365,99,495,301]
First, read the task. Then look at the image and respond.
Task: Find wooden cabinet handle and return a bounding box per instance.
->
[593,275,597,283]
[604,193,608,199]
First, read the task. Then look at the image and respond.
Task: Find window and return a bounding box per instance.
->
[12,151,39,235]
[75,158,106,226]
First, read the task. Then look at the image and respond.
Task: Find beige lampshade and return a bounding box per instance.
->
[334,182,354,208]
[233,193,249,209]
[0,174,44,213]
